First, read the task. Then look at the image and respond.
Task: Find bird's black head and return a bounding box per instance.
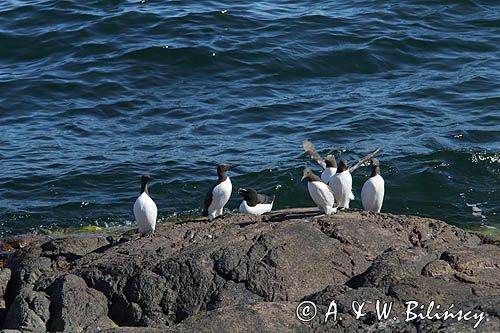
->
[325,155,337,168]
[337,160,348,172]
[141,175,151,183]
[140,175,151,194]
[238,188,257,202]
[301,167,320,182]
[370,159,381,177]
[217,163,237,173]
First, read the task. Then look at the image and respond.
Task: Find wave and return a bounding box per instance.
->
[1,0,499,235]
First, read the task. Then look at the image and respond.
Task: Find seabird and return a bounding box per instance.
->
[133,175,157,236]
[328,160,353,209]
[361,159,385,212]
[238,188,275,216]
[328,146,383,209]
[203,163,237,219]
[301,168,337,215]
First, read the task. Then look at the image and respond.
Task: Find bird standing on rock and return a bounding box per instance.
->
[238,188,275,215]
[329,159,353,209]
[320,145,382,209]
[361,159,385,212]
[133,175,157,237]
[203,164,237,220]
[301,168,337,215]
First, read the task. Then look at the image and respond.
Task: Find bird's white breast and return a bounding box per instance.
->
[361,175,385,212]
[239,200,273,216]
[133,192,158,234]
[329,171,353,208]
[212,177,232,200]
[209,177,232,211]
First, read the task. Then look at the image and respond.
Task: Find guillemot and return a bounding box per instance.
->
[329,159,353,209]
[133,175,157,237]
[328,146,383,209]
[301,168,337,215]
[361,159,385,212]
[202,163,237,220]
[238,188,275,216]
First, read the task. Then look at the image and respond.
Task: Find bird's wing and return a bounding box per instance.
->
[202,187,214,216]
[348,146,382,173]
[257,193,275,205]
[303,139,326,169]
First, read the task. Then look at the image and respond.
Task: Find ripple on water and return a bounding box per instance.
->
[1,0,499,235]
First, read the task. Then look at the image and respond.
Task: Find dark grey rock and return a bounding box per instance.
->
[4,288,49,332]
[48,274,113,332]
[346,247,438,289]
[0,209,498,332]
[0,269,11,320]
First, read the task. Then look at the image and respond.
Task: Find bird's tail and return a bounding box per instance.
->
[348,146,382,173]
[303,139,326,169]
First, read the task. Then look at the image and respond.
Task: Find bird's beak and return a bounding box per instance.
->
[229,164,239,169]
[238,188,246,194]
[301,175,306,181]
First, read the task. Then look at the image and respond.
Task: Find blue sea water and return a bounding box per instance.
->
[0,0,499,236]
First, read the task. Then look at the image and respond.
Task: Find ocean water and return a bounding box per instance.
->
[0,0,499,236]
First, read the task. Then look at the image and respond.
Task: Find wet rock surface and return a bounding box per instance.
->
[0,209,498,332]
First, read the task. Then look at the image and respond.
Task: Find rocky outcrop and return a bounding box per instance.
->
[0,209,498,332]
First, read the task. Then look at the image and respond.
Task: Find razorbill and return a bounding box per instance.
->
[238,188,275,215]
[301,168,337,214]
[361,159,385,212]
[203,163,237,219]
[329,160,353,209]
[133,175,157,236]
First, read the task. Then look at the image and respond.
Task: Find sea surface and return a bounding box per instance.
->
[0,0,499,237]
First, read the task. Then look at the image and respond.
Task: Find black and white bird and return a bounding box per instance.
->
[328,160,353,209]
[203,164,237,220]
[301,168,337,215]
[238,188,275,215]
[133,175,157,236]
[361,159,385,212]
[328,146,383,209]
